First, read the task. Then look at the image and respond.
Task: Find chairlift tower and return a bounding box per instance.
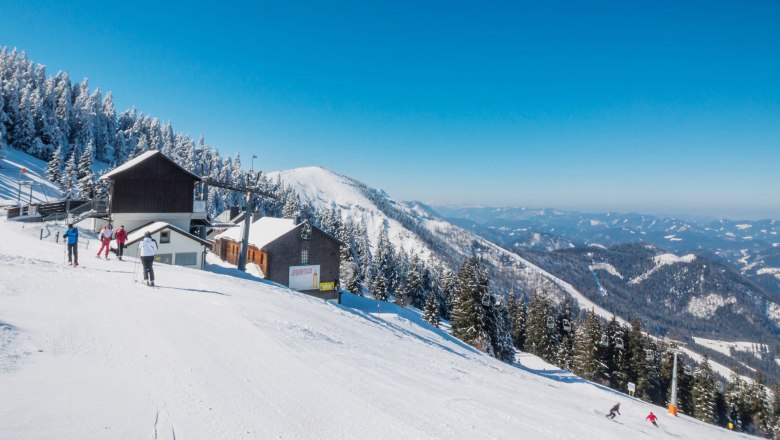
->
[200,176,276,272]
[669,350,681,416]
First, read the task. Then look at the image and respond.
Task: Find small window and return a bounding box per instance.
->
[160,231,171,244]
[175,252,197,266]
[155,254,173,265]
[301,249,309,265]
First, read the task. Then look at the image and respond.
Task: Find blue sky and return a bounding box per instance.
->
[2,1,779,219]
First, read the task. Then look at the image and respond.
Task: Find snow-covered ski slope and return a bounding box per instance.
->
[0,219,753,439]
[0,147,61,206]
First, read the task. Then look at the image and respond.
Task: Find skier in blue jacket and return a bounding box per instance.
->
[63,224,79,266]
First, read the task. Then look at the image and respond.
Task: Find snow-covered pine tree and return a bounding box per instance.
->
[451,255,491,354]
[374,227,398,293]
[643,339,665,405]
[746,373,772,436]
[571,309,607,383]
[627,318,648,398]
[370,268,388,301]
[509,293,527,351]
[486,295,515,362]
[525,288,556,363]
[394,272,408,306]
[554,297,574,370]
[437,266,455,320]
[355,220,372,285]
[282,189,300,219]
[769,384,780,438]
[54,71,72,149]
[342,259,361,296]
[59,150,78,197]
[604,316,625,389]
[676,358,695,416]
[405,253,424,308]
[131,136,148,159]
[149,118,162,152]
[15,86,37,154]
[45,144,64,183]
[692,355,717,424]
[94,170,110,200]
[0,77,8,150]
[100,92,117,163]
[76,141,95,199]
[422,291,439,328]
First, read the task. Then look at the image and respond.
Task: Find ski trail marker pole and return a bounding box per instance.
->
[132,246,140,283]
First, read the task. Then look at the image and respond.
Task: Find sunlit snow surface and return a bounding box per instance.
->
[0,219,754,439]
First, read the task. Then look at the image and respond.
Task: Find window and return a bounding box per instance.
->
[160,231,171,244]
[155,254,173,265]
[175,252,197,266]
[301,249,309,265]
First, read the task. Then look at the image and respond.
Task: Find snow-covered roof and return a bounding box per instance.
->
[215,217,298,249]
[101,151,201,181]
[122,221,210,247]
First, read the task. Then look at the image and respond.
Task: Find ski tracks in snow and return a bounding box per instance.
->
[152,400,177,440]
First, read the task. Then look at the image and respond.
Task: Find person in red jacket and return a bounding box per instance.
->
[114,225,128,261]
[646,411,658,427]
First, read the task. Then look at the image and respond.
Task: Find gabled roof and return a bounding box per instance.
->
[215,217,298,249]
[121,221,211,247]
[215,217,343,249]
[101,151,202,181]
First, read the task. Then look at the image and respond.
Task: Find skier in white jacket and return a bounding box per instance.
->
[139,231,158,286]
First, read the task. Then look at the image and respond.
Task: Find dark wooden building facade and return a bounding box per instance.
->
[215,218,341,302]
[102,151,201,214]
[100,151,206,234]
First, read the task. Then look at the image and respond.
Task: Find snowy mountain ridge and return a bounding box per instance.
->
[268,166,618,321]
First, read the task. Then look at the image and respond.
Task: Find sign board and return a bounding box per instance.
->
[319,281,335,291]
[289,265,320,290]
[627,382,636,392]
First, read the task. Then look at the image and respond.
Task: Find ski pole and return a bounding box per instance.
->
[132,245,140,283]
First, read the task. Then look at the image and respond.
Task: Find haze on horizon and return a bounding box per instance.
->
[1,1,778,220]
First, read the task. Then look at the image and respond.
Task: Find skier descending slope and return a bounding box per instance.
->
[606,403,620,419]
[646,411,658,427]
[139,231,158,286]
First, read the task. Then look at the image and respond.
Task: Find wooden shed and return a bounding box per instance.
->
[214,217,341,302]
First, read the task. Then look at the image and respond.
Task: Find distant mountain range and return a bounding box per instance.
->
[433,206,780,298]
